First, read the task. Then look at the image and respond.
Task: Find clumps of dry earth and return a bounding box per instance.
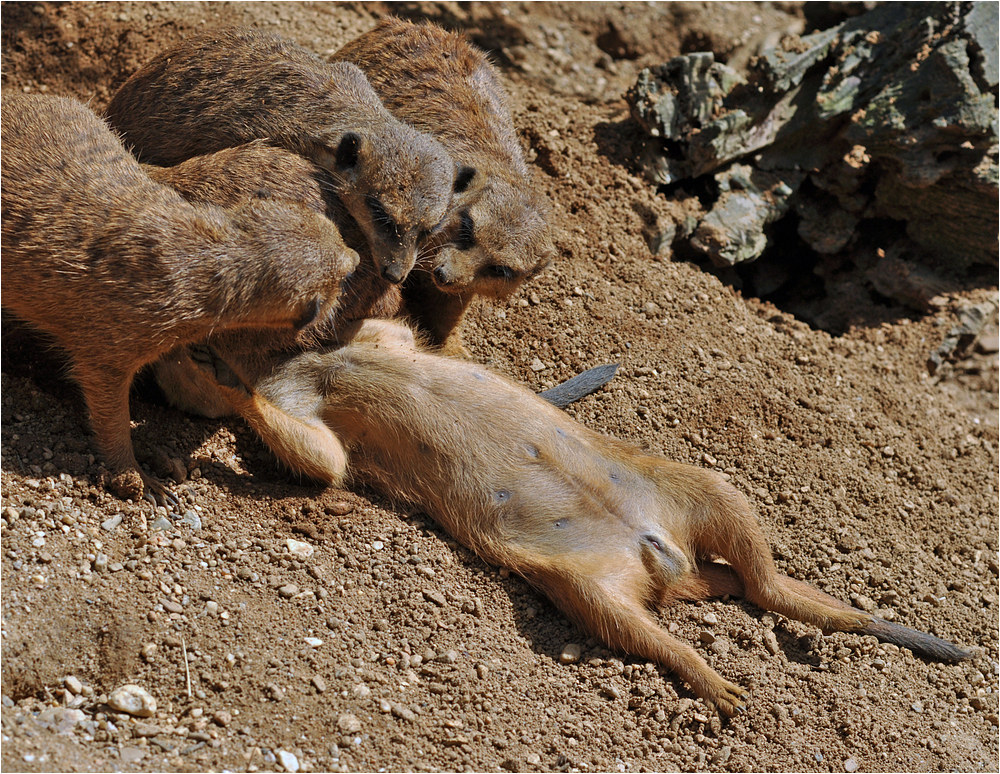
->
[2,2,998,773]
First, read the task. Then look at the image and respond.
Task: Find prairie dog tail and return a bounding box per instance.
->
[674,560,973,662]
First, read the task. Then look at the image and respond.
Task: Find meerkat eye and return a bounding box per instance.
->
[335,132,361,169]
[366,195,401,241]
[454,166,477,194]
[486,265,515,281]
[455,211,476,251]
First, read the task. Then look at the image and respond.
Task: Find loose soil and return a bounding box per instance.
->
[1,3,997,773]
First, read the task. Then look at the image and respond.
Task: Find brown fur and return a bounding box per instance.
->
[0,94,358,503]
[141,141,405,421]
[333,18,554,354]
[106,26,462,284]
[198,319,972,714]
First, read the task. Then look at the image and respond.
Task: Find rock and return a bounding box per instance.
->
[63,675,83,695]
[391,703,417,722]
[698,630,717,645]
[35,707,86,733]
[844,757,859,772]
[530,357,548,372]
[101,514,122,531]
[180,510,202,530]
[763,630,781,656]
[311,675,327,693]
[422,589,447,607]
[212,710,232,727]
[337,713,362,734]
[108,684,157,717]
[526,753,542,765]
[278,584,299,598]
[560,643,583,664]
[286,538,314,558]
[276,750,299,773]
[120,747,145,765]
[205,600,219,616]
[702,612,718,625]
[149,515,173,532]
[304,637,323,648]
[93,553,109,572]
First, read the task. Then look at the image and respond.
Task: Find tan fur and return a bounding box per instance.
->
[333,18,554,354]
[0,95,358,503]
[199,320,971,714]
[106,26,462,284]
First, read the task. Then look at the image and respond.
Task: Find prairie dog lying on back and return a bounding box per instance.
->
[106,26,463,284]
[0,95,358,504]
[198,319,972,714]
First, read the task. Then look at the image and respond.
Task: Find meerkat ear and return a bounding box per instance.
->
[336,133,361,169]
[454,166,477,194]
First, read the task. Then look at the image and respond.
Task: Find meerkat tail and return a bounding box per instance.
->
[538,363,619,408]
[860,617,973,662]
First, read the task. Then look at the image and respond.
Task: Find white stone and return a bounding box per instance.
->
[285,539,314,558]
[277,750,299,773]
[108,684,156,717]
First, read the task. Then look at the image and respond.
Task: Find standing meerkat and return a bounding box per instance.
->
[106,26,464,285]
[195,318,972,715]
[332,18,555,355]
[1,94,359,504]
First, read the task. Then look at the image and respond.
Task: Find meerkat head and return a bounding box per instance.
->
[423,178,554,299]
[312,125,473,287]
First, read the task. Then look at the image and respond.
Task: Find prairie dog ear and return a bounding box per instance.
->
[335,132,362,170]
[454,165,477,193]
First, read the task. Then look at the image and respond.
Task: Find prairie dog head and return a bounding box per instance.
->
[423,178,554,299]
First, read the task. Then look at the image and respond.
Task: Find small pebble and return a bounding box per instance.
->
[180,510,202,530]
[286,539,314,558]
[763,630,780,656]
[337,713,362,733]
[325,501,355,516]
[278,584,299,598]
[352,684,371,699]
[304,637,323,648]
[844,757,859,772]
[530,357,547,372]
[423,589,446,607]
[205,601,219,616]
[311,675,327,693]
[391,703,417,722]
[212,710,232,727]
[108,684,156,717]
[101,514,122,531]
[276,750,299,773]
[698,630,716,644]
[64,675,83,695]
[560,643,582,664]
[702,612,718,625]
[149,515,173,532]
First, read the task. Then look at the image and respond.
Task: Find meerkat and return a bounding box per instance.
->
[194,318,971,715]
[332,18,555,355]
[142,140,403,422]
[0,94,359,504]
[105,26,465,285]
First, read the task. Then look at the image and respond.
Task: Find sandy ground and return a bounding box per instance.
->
[1,2,998,772]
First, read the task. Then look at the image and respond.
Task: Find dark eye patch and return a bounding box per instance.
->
[365,195,401,242]
[455,210,475,251]
[485,265,515,281]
